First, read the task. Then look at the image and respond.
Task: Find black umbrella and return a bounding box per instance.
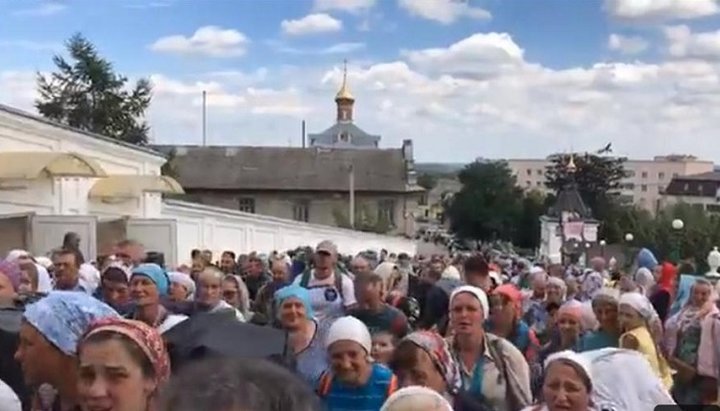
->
[163,311,292,372]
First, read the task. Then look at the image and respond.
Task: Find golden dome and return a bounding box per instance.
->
[335,60,354,101]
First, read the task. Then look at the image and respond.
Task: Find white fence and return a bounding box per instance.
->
[162,200,417,265]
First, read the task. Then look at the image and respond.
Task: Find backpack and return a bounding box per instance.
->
[299,269,346,301]
[316,371,398,399]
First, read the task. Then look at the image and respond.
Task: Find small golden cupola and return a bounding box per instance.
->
[335,59,354,122]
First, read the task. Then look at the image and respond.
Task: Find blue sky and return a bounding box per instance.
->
[1,0,720,162]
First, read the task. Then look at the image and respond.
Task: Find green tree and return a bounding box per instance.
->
[417,173,438,191]
[161,148,179,178]
[446,161,524,241]
[545,152,627,240]
[36,33,152,145]
[513,189,549,250]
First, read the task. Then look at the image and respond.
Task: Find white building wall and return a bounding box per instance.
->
[163,200,417,265]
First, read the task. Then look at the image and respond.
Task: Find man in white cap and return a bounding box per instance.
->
[294,240,356,324]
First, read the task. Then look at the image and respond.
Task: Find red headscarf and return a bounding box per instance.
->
[82,318,171,385]
[492,284,522,317]
[658,262,677,294]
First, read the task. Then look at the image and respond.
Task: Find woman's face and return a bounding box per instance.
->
[556,313,581,343]
[542,361,591,411]
[279,297,307,329]
[221,279,240,307]
[15,322,64,386]
[328,340,370,386]
[130,276,159,307]
[79,339,156,411]
[450,293,484,336]
[592,301,618,331]
[690,282,712,307]
[196,273,222,306]
[489,294,515,325]
[394,347,447,394]
[546,284,564,303]
[169,282,188,302]
[618,304,643,331]
[370,333,395,365]
[0,272,16,299]
[18,268,35,293]
[271,264,288,283]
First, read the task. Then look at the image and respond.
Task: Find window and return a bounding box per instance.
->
[526,181,531,187]
[419,193,428,206]
[621,183,635,190]
[238,198,255,213]
[658,172,665,180]
[537,169,543,175]
[292,200,310,222]
[526,169,532,176]
[377,199,396,226]
[658,185,664,194]
[641,184,648,192]
[707,204,720,213]
[626,170,636,177]
[641,171,648,178]
[536,181,542,186]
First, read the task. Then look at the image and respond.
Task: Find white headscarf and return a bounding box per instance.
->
[634,267,655,296]
[168,271,195,299]
[0,379,21,411]
[326,316,372,354]
[380,386,453,411]
[619,291,657,321]
[449,285,489,317]
[544,350,593,387]
[581,348,674,410]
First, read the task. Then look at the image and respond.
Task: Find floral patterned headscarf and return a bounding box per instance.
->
[401,331,462,394]
[82,317,170,385]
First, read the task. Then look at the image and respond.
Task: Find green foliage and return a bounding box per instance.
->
[36,33,152,145]
[417,173,438,191]
[545,152,627,240]
[446,161,524,242]
[161,148,178,178]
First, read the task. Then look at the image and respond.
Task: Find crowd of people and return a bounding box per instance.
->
[0,231,717,411]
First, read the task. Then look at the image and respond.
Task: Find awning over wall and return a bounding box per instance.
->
[89,175,184,200]
[0,152,107,179]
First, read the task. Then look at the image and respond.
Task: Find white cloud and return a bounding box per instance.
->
[604,0,720,21]
[12,3,66,16]
[270,41,365,55]
[149,26,249,57]
[314,0,376,13]
[608,34,649,55]
[665,25,720,59]
[281,14,343,36]
[398,0,491,24]
[4,31,720,160]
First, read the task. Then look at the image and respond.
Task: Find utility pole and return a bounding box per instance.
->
[202,90,207,146]
[302,120,306,148]
[348,164,355,229]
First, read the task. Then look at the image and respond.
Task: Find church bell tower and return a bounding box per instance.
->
[335,59,354,123]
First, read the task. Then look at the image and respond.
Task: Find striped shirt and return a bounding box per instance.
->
[320,363,395,411]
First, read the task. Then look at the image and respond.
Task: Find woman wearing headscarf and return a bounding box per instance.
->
[389,330,488,410]
[221,274,252,320]
[649,262,677,323]
[274,285,328,386]
[618,291,673,389]
[670,274,697,318]
[539,301,585,367]
[317,316,398,411]
[380,386,453,411]
[634,267,655,296]
[78,317,170,411]
[14,291,119,411]
[577,288,620,351]
[0,259,22,299]
[487,284,540,364]
[6,250,53,292]
[128,263,188,334]
[447,285,532,411]
[521,350,593,411]
[167,271,195,302]
[664,277,717,403]
[95,263,132,314]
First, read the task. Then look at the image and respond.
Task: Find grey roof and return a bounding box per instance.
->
[672,171,720,181]
[666,172,720,197]
[154,145,423,193]
[308,122,381,148]
[547,184,592,218]
[0,104,165,158]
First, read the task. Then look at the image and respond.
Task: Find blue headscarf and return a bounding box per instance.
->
[23,291,119,355]
[669,274,697,316]
[637,248,659,270]
[274,285,314,318]
[131,263,169,296]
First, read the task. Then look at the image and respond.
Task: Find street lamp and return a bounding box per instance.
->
[599,239,606,258]
[671,218,684,263]
[624,233,634,269]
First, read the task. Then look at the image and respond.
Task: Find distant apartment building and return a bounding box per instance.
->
[663,172,720,213]
[505,155,714,213]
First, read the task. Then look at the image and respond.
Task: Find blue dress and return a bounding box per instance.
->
[296,320,330,387]
[577,330,618,352]
[321,363,395,411]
